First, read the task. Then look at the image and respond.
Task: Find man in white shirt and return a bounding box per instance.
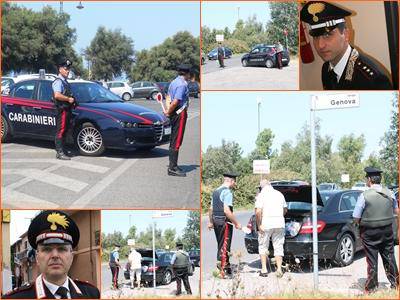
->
[128,247,142,289]
[255,180,287,278]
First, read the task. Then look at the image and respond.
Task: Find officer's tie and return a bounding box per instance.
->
[327,69,338,89]
[55,286,69,299]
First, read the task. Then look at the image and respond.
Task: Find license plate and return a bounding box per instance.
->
[164,126,171,135]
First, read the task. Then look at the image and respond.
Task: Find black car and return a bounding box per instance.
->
[241,45,290,68]
[189,249,200,267]
[131,81,161,100]
[187,81,199,98]
[244,184,399,266]
[207,47,233,60]
[124,249,194,286]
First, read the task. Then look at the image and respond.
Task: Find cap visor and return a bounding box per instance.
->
[40,238,71,245]
[309,26,337,37]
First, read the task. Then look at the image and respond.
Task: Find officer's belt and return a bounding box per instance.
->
[175,103,187,115]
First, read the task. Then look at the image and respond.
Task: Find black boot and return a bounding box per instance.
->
[56,150,71,160]
[168,150,186,177]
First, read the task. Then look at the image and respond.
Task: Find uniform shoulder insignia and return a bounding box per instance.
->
[74,279,97,288]
[355,56,381,80]
[4,283,34,295]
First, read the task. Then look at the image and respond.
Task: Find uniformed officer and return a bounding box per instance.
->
[217,44,225,68]
[300,1,393,90]
[3,210,100,299]
[164,64,191,177]
[207,172,242,277]
[353,167,399,293]
[171,242,192,296]
[275,41,284,69]
[109,244,121,289]
[53,59,76,160]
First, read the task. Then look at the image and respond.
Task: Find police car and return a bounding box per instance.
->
[1,78,171,156]
[241,45,290,68]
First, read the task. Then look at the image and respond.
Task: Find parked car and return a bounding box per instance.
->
[207,47,233,60]
[241,45,290,68]
[188,81,199,98]
[2,79,170,156]
[351,182,368,191]
[131,81,161,100]
[244,184,398,266]
[318,183,340,191]
[107,81,134,101]
[189,249,200,267]
[124,249,194,285]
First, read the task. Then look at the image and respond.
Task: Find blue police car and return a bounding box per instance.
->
[1,78,171,156]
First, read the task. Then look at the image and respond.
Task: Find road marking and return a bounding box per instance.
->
[2,188,59,208]
[3,159,109,173]
[100,157,123,162]
[2,147,51,153]
[3,169,88,192]
[71,159,138,208]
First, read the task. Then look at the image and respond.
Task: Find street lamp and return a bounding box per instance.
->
[59,1,84,13]
[76,1,84,10]
[236,5,240,21]
[256,97,262,134]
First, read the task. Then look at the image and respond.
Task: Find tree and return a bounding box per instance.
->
[249,128,275,160]
[182,211,200,249]
[85,26,134,80]
[2,3,84,75]
[163,228,177,250]
[266,2,299,54]
[379,93,398,185]
[126,225,137,241]
[129,31,199,82]
[102,231,126,250]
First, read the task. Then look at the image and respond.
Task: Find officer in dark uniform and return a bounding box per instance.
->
[207,172,242,277]
[53,59,75,160]
[171,242,192,296]
[109,244,121,289]
[164,64,191,177]
[3,210,100,299]
[300,1,393,90]
[217,44,225,68]
[353,167,399,293]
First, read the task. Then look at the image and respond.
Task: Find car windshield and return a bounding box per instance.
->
[70,82,123,103]
[287,202,323,210]
[319,184,333,191]
[354,183,365,187]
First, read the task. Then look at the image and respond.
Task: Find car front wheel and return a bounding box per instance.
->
[1,115,11,142]
[122,92,131,101]
[333,233,355,267]
[151,92,158,101]
[265,59,274,68]
[242,60,248,67]
[162,270,172,285]
[76,122,105,156]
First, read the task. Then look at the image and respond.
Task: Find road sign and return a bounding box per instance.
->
[312,93,360,111]
[127,239,135,246]
[341,174,350,183]
[152,211,173,218]
[253,160,270,174]
[216,34,224,42]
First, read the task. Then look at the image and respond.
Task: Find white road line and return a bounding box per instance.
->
[3,159,109,173]
[3,169,88,192]
[2,147,51,153]
[2,188,59,209]
[4,165,62,190]
[71,159,138,208]
[100,157,123,162]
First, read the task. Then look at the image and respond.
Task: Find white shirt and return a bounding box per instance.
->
[255,185,287,229]
[42,277,71,299]
[128,249,142,270]
[329,44,352,82]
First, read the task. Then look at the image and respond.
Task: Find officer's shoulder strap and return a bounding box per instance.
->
[73,279,98,289]
[3,283,34,296]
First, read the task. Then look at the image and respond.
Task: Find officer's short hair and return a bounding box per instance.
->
[369,175,382,184]
[336,22,347,34]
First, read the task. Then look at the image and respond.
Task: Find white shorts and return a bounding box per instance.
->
[130,268,141,281]
[258,228,285,257]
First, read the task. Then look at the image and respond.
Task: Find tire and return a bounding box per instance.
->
[162,270,172,285]
[150,92,158,101]
[1,115,11,142]
[265,59,274,68]
[122,92,131,101]
[76,122,105,156]
[242,60,248,67]
[333,233,355,267]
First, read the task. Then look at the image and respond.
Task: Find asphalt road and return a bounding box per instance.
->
[201,54,299,90]
[101,260,200,298]
[1,98,200,209]
[201,211,399,298]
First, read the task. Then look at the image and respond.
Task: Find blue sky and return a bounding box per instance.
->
[202,1,270,31]
[101,210,192,237]
[202,91,398,159]
[17,1,200,53]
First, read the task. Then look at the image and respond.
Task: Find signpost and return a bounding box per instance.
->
[252,160,270,174]
[216,34,224,42]
[310,93,360,290]
[152,211,173,291]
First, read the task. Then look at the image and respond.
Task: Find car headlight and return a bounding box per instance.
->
[119,121,137,128]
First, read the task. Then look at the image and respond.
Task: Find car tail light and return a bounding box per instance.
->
[148,265,159,272]
[299,220,326,234]
[247,219,253,232]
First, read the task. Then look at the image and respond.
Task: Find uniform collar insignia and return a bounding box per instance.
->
[35,275,46,299]
[47,213,69,231]
[345,48,359,81]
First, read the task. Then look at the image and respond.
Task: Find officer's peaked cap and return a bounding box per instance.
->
[364,166,383,177]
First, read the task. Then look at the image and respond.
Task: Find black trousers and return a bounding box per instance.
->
[218,55,224,67]
[277,52,283,69]
[360,224,399,291]
[110,265,119,288]
[174,267,192,295]
[168,110,187,168]
[213,222,233,274]
[55,106,71,152]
